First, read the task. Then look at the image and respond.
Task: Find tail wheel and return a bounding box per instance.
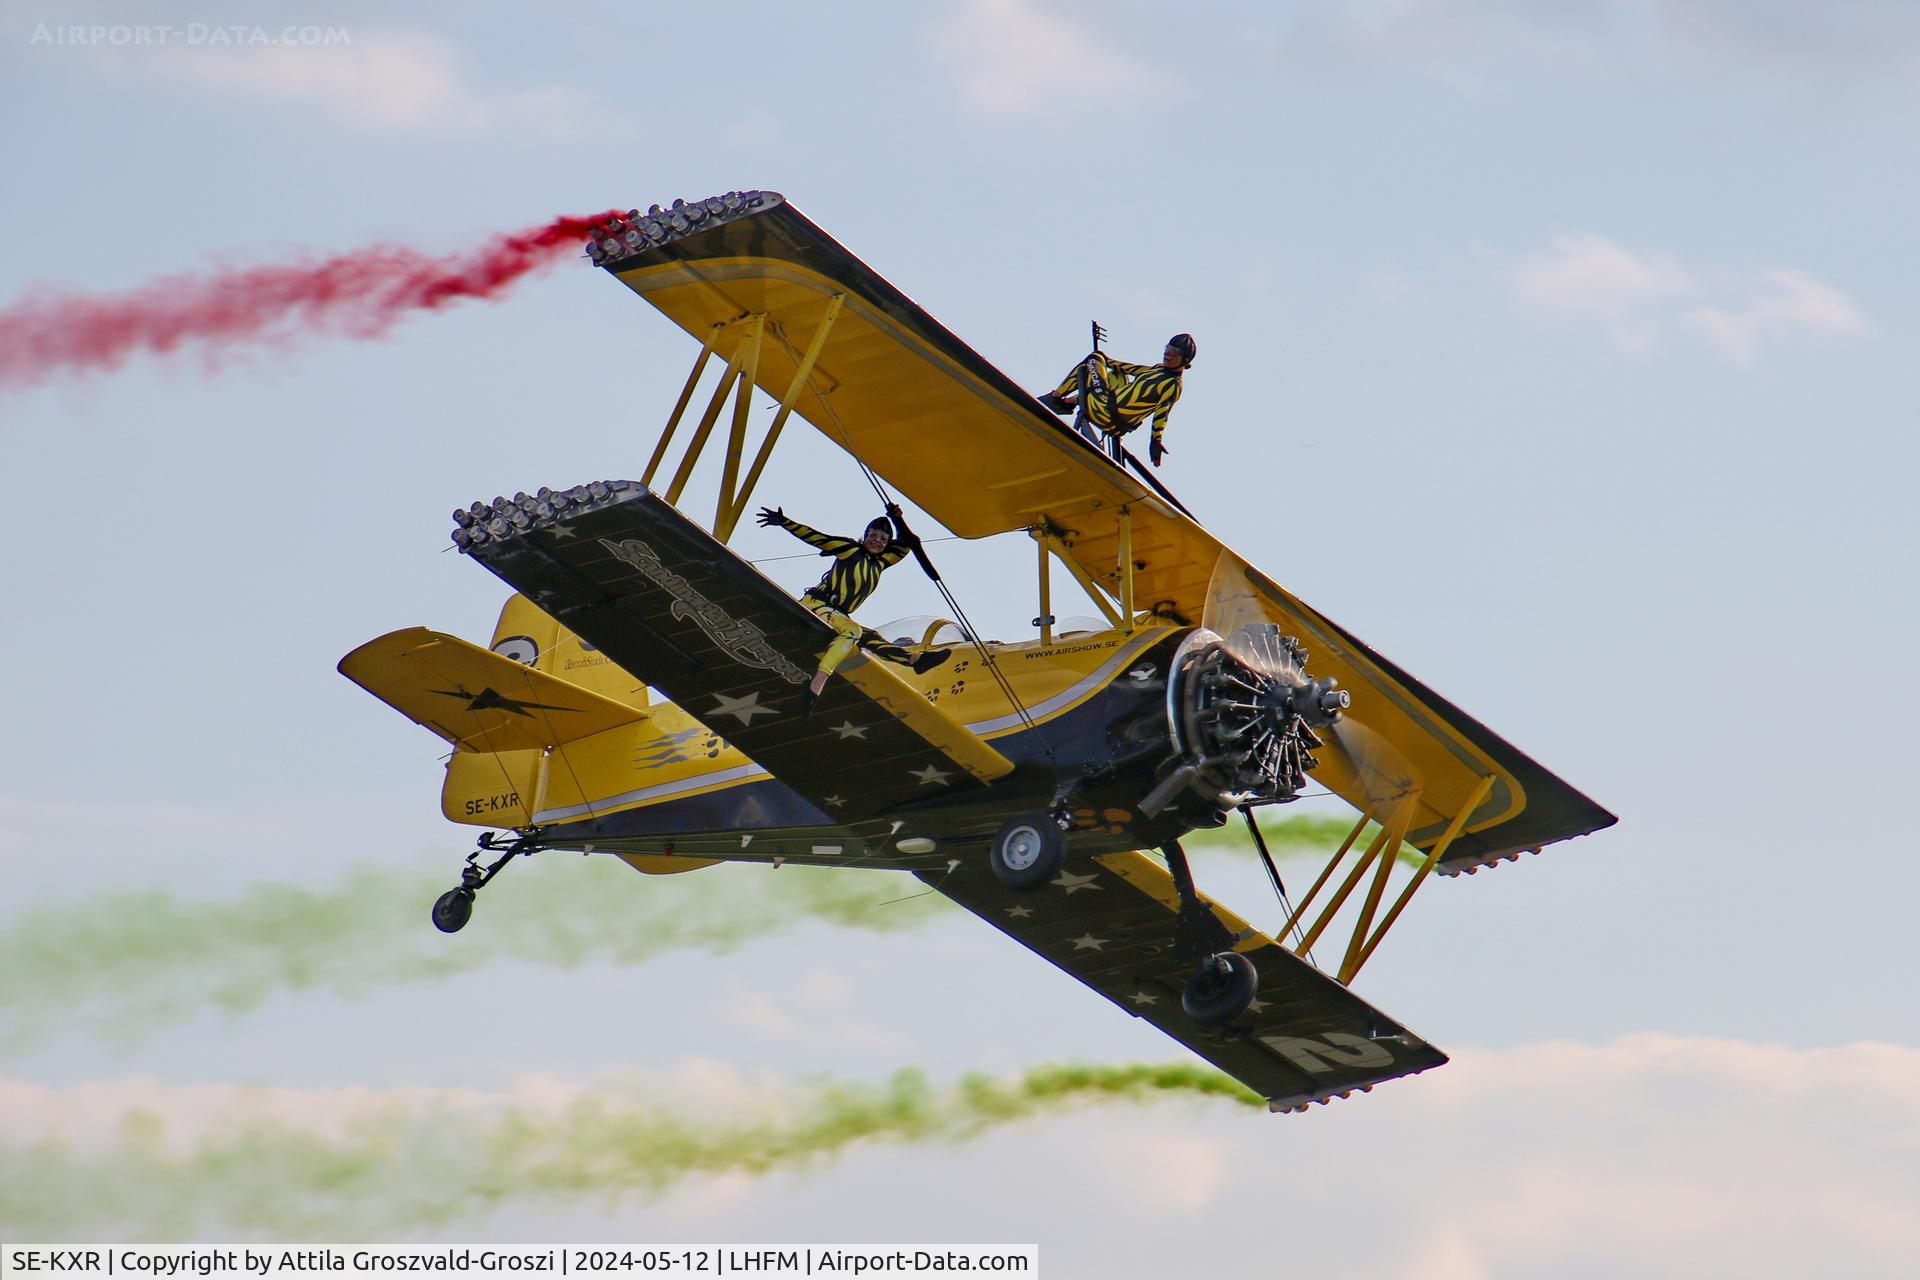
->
[1182,951,1257,1025]
[990,815,1065,891]
[432,888,474,934]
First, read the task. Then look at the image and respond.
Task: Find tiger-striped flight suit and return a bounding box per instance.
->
[1049,352,1184,453]
[771,514,920,677]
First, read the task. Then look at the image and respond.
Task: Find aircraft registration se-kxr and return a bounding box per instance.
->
[339,190,1615,1113]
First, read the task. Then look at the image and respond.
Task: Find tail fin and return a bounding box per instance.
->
[487,593,651,711]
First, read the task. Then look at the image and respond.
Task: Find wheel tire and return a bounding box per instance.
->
[432,888,474,934]
[1182,951,1258,1025]
[989,814,1065,891]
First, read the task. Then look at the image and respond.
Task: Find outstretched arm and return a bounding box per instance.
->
[756,507,856,554]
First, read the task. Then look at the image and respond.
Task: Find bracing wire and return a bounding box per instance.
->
[765,322,1055,763]
[1245,808,1314,957]
[748,534,963,565]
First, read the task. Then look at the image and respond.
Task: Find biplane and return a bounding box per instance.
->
[340,190,1615,1113]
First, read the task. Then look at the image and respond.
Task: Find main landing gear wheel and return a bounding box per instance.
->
[432,888,474,934]
[1182,951,1257,1026]
[989,814,1065,891]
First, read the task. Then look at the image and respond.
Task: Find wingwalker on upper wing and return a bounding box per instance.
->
[340,190,1616,1112]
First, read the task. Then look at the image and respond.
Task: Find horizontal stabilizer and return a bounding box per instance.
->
[923,851,1447,1109]
[339,627,647,753]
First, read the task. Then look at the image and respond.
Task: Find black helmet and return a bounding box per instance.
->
[865,515,895,539]
[1167,333,1197,368]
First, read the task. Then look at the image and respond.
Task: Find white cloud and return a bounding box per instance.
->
[1092,1131,1230,1212]
[96,28,600,137]
[1376,1035,1920,1276]
[711,965,916,1055]
[1507,233,1697,320]
[928,0,1172,121]
[1683,269,1869,364]
[1504,233,1866,361]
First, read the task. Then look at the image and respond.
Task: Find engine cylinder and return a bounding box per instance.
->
[1161,625,1345,812]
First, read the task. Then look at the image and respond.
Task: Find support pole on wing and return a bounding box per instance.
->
[645,322,724,489]
[713,314,765,537]
[1279,813,1372,956]
[1345,775,1496,981]
[1032,528,1055,646]
[1294,807,1410,964]
[1340,801,1411,983]
[665,318,759,506]
[719,294,845,542]
[1035,525,1125,629]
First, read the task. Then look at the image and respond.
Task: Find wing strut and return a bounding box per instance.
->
[641,295,849,545]
[1273,776,1497,986]
[1344,774,1496,980]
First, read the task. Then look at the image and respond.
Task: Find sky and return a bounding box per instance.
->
[2,0,1918,1273]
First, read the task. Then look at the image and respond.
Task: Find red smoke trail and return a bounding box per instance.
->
[0,211,624,390]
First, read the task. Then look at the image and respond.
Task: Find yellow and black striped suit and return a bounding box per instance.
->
[774,515,917,674]
[778,516,909,613]
[1051,352,1184,446]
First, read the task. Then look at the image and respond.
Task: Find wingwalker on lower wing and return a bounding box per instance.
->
[340,190,1615,1113]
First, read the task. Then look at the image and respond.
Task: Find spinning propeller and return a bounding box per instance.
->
[1199,552,1422,826]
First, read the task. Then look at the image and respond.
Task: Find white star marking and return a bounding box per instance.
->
[1051,870,1101,894]
[709,691,777,726]
[821,794,846,808]
[1127,991,1160,1006]
[1245,995,1268,1014]
[1004,905,1033,919]
[830,720,867,740]
[548,524,577,539]
[1070,933,1107,951]
[910,763,953,787]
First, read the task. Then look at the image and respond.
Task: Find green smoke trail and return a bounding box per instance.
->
[0,815,1357,1051]
[1187,812,1419,872]
[0,857,943,1052]
[0,1062,1262,1238]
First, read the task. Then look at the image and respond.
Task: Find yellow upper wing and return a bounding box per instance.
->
[597,192,1615,869]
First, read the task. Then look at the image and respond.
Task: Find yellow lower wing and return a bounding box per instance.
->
[340,627,647,753]
[838,653,1013,785]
